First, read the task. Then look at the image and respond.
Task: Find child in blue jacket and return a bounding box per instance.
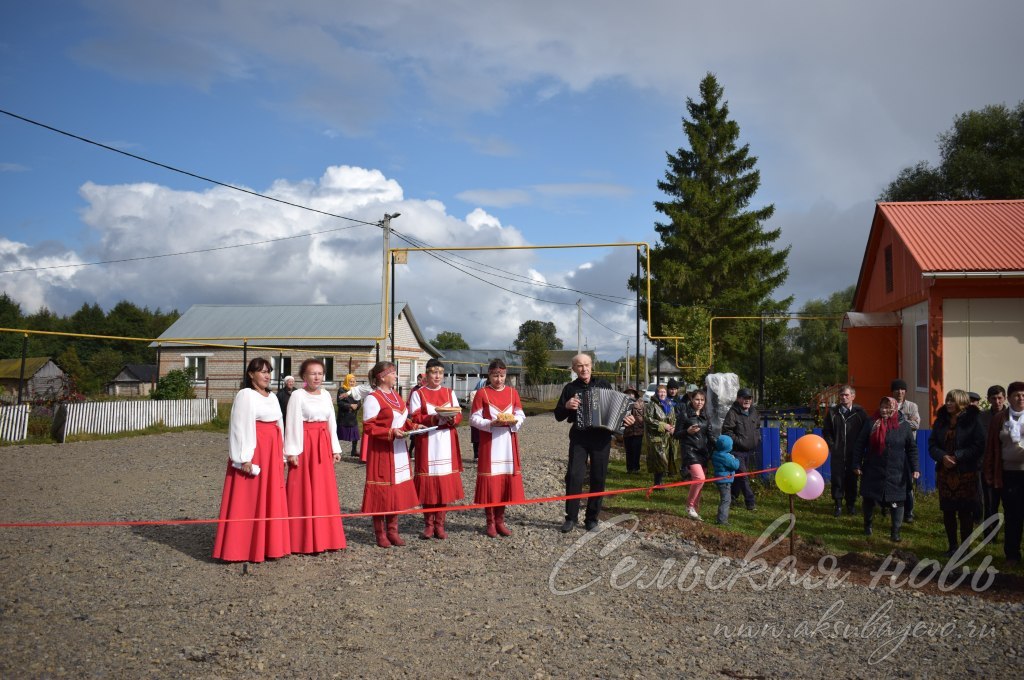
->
[712,434,741,525]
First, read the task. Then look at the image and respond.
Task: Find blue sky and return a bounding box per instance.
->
[2,1,1022,359]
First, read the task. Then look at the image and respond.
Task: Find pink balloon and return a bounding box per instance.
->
[796,468,825,500]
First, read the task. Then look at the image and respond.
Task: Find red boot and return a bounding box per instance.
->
[495,505,512,537]
[434,509,448,540]
[386,514,405,547]
[420,507,435,540]
[484,508,498,538]
[372,516,391,549]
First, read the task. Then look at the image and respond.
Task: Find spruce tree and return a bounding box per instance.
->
[631,73,791,381]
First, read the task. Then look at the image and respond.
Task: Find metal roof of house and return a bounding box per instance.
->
[437,349,523,373]
[878,200,1024,273]
[153,303,439,356]
[0,357,53,379]
[118,364,158,382]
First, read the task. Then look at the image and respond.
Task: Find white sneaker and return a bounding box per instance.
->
[686,506,702,521]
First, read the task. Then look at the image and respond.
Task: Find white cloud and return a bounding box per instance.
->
[0,163,29,172]
[456,189,531,208]
[1,166,641,358]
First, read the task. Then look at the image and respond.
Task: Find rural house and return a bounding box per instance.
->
[154,303,440,401]
[845,200,1024,415]
[0,357,67,403]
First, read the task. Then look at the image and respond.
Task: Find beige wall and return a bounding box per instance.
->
[898,301,929,419]
[942,297,1024,402]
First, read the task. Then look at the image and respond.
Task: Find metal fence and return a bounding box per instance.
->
[0,404,30,442]
[53,398,219,443]
[759,427,937,492]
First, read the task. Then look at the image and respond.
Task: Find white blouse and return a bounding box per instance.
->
[284,388,342,456]
[228,388,284,464]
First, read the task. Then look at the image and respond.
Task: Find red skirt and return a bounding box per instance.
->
[415,472,465,506]
[286,421,346,553]
[212,421,291,563]
[361,436,420,513]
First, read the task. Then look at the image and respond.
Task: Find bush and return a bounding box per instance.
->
[151,369,196,401]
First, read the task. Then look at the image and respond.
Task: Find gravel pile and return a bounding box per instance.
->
[1,413,1022,678]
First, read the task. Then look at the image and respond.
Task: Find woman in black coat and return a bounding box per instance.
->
[854,396,919,541]
[675,389,713,521]
[928,389,986,556]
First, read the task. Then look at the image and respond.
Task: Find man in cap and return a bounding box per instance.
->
[721,387,760,511]
[891,379,920,521]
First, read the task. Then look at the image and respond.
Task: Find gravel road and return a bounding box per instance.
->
[1,413,1021,678]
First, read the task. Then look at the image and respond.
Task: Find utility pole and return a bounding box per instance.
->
[625,339,630,386]
[381,212,400,376]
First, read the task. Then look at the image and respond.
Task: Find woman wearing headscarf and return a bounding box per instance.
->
[929,388,986,557]
[644,384,677,489]
[337,373,362,457]
[284,358,346,555]
[853,396,918,542]
[212,357,291,563]
[360,361,424,548]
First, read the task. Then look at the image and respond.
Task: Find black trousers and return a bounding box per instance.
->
[731,450,756,508]
[830,455,858,506]
[1002,470,1024,562]
[623,435,643,472]
[564,439,611,523]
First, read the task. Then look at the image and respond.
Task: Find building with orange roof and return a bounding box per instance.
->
[845,200,1024,418]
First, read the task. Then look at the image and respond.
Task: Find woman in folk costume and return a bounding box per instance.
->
[408,358,465,540]
[213,357,291,563]
[644,384,678,488]
[361,361,424,548]
[470,358,526,538]
[284,358,346,554]
[336,373,362,457]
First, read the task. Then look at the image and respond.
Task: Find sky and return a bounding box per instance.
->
[1,1,1022,360]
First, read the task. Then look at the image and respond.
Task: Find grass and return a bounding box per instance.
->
[602,453,1021,575]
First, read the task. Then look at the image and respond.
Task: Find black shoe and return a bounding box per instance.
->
[865,525,872,537]
[584,519,599,531]
[904,514,915,524]
[833,503,842,518]
[891,530,901,542]
[745,504,756,512]
[560,519,577,533]
[846,505,855,515]
[943,547,957,558]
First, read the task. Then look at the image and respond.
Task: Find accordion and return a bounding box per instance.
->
[575,387,633,433]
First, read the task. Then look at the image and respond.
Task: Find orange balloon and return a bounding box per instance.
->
[791,433,828,470]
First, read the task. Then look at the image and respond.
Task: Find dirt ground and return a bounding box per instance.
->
[2,414,1022,678]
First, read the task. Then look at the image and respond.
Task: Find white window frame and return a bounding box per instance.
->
[182,353,212,385]
[914,322,928,392]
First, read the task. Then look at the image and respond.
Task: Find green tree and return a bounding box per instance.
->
[521,332,551,385]
[430,330,470,350]
[151,368,196,400]
[513,320,563,351]
[791,285,855,388]
[56,345,88,395]
[630,72,791,379]
[90,348,126,393]
[0,292,24,359]
[881,101,1024,201]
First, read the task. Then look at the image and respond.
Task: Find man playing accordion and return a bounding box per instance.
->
[554,353,636,532]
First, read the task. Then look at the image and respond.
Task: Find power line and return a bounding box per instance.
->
[0,222,370,274]
[580,304,633,337]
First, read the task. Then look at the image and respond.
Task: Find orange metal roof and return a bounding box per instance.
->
[878,200,1024,272]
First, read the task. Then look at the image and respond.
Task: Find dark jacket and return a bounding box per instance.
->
[555,377,615,447]
[854,419,918,502]
[721,403,761,454]
[675,405,712,467]
[822,404,869,470]
[277,387,294,423]
[337,391,360,428]
[928,405,985,474]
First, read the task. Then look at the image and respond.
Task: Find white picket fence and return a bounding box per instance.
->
[0,404,30,442]
[53,399,219,443]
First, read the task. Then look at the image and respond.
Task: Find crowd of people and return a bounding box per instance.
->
[213,353,1024,569]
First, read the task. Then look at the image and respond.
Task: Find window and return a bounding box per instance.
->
[317,356,335,383]
[184,356,207,382]
[915,323,928,390]
[271,356,292,383]
[884,245,894,293]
